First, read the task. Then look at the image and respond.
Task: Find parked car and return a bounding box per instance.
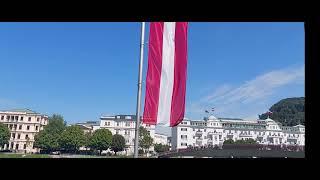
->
[50,151,60,155]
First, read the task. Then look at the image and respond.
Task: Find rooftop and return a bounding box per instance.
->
[0,108,40,114]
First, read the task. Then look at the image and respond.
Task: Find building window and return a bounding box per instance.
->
[181,135,187,139]
[27,126,30,130]
[181,128,187,131]
[12,133,16,139]
[15,144,19,150]
[1,116,4,120]
[35,126,38,131]
[116,130,119,134]
[17,134,21,139]
[20,116,23,121]
[204,129,206,132]
[6,116,10,120]
[181,143,187,146]
[28,117,31,121]
[25,134,29,139]
[15,116,18,121]
[23,144,26,149]
[116,122,119,126]
[37,118,40,122]
[126,122,130,127]
[193,128,195,131]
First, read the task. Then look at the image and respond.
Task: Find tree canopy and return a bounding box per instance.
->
[139,126,153,153]
[59,125,86,153]
[154,143,170,153]
[259,97,305,126]
[34,114,66,152]
[111,134,126,155]
[0,123,10,147]
[88,128,112,155]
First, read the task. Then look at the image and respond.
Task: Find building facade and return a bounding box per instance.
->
[74,121,100,134]
[172,115,305,150]
[154,133,169,145]
[0,109,48,153]
[98,114,156,155]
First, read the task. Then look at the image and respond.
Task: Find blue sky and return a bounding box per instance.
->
[0,22,304,135]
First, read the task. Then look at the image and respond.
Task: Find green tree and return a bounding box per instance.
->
[223,139,234,145]
[245,138,257,144]
[0,123,10,148]
[154,143,170,154]
[139,126,153,155]
[88,129,112,155]
[59,125,86,153]
[259,97,305,126]
[84,132,92,150]
[34,114,66,153]
[234,139,246,144]
[111,134,126,155]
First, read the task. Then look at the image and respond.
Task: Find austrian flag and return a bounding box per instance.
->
[143,22,188,127]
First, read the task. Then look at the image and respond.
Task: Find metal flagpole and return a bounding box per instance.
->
[134,22,146,158]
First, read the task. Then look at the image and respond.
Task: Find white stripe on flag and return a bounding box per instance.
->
[156,22,176,126]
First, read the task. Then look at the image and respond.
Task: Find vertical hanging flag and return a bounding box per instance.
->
[143,22,188,127]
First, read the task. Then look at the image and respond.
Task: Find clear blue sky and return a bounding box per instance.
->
[0,22,304,135]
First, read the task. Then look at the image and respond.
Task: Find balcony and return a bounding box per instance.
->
[239,133,253,137]
[208,131,220,135]
[287,136,298,139]
[269,134,281,138]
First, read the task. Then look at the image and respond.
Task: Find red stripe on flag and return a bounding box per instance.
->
[170,22,188,127]
[143,22,164,125]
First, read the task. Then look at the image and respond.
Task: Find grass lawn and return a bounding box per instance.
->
[0,153,134,158]
[0,153,50,158]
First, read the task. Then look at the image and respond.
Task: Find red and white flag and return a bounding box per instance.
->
[143,22,188,127]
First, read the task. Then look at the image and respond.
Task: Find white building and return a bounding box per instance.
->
[154,133,169,145]
[172,115,305,150]
[0,109,48,153]
[74,121,100,134]
[98,114,155,155]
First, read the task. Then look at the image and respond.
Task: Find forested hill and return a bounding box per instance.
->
[259,97,305,126]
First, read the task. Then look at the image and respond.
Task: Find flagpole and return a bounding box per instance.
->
[134,22,146,158]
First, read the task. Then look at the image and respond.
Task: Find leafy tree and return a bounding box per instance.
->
[245,138,258,144]
[84,132,92,150]
[259,97,305,126]
[0,123,10,148]
[139,126,153,155]
[223,139,234,145]
[234,139,246,144]
[34,114,66,153]
[111,134,126,155]
[88,129,112,155]
[59,125,86,153]
[154,143,170,153]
